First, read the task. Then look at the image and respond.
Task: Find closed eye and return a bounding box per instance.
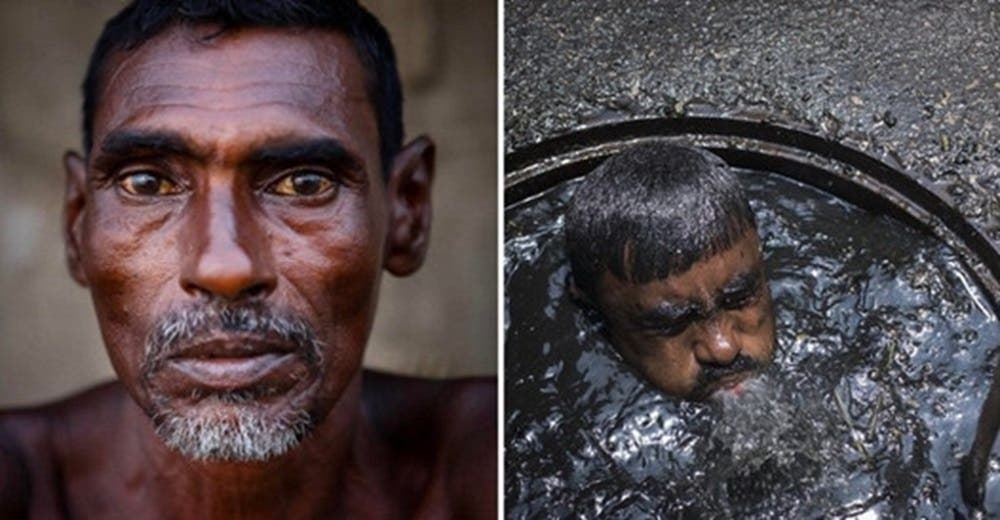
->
[652,320,692,338]
[719,282,762,310]
[720,290,759,310]
[637,307,702,338]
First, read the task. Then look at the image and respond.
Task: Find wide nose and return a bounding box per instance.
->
[692,314,740,366]
[179,184,276,301]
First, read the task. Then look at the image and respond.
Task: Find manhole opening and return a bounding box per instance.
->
[504,117,1000,516]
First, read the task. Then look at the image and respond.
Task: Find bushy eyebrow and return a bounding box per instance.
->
[244,137,362,174]
[717,269,763,301]
[98,129,196,159]
[632,300,703,329]
[92,131,364,177]
[630,268,763,329]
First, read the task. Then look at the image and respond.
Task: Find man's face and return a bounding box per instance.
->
[593,230,776,401]
[63,26,431,459]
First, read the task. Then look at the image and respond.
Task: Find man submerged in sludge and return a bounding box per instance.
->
[565,142,777,402]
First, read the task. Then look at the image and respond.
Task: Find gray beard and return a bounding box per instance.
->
[152,392,315,462]
[139,302,326,462]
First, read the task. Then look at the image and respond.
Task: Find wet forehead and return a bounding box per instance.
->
[91,25,376,160]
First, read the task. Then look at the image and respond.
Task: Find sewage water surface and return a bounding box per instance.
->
[505,169,1000,518]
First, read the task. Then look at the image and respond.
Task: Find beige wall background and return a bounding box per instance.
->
[0,0,497,407]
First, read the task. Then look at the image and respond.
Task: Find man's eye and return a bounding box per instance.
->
[643,320,689,338]
[268,171,336,197]
[657,323,689,338]
[118,171,179,196]
[721,291,757,310]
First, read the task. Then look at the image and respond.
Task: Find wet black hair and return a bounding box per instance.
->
[565,142,757,300]
[81,0,402,174]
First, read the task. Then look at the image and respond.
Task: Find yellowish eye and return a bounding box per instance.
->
[118,171,180,196]
[269,171,336,197]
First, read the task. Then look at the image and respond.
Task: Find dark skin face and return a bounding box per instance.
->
[592,231,776,401]
[39,24,496,517]
[63,25,432,429]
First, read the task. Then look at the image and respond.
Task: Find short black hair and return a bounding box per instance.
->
[82,0,402,175]
[565,142,757,300]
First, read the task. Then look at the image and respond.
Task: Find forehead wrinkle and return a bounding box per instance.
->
[111,55,353,110]
[109,62,342,97]
[98,28,364,120]
[116,100,359,113]
[100,82,370,161]
[111,58,330,78]
[120,84,332,113]
[93,26,380,176]
[110,97,362,136]
[99,23,348,88]
[100,27,356,93]
[126,80,332,92]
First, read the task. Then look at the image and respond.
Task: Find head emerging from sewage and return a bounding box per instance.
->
[566,143,776,402]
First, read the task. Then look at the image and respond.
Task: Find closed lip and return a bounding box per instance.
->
[162,334,300,391]
[167,334,296,360]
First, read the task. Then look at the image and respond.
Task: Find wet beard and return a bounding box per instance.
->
[708,374,799,470]
[151,390,315,462]
[697,372,849,512]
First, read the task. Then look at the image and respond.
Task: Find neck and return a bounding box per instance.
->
[118,374,379,518]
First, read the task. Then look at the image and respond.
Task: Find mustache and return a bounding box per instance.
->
[691,355,764,400]
[141,301,323,375]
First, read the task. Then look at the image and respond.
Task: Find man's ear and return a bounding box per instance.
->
[63,151,89,286]
[384,136,435,276]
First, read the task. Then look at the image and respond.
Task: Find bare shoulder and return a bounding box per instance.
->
[0,407,37,517]
[361,370,496,440]
[362,370,497,517]
[1,382,126,447]
[433,377,497,519]
[0,382,125,514]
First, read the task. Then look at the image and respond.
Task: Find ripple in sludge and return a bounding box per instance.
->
[505,171,1000,518]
